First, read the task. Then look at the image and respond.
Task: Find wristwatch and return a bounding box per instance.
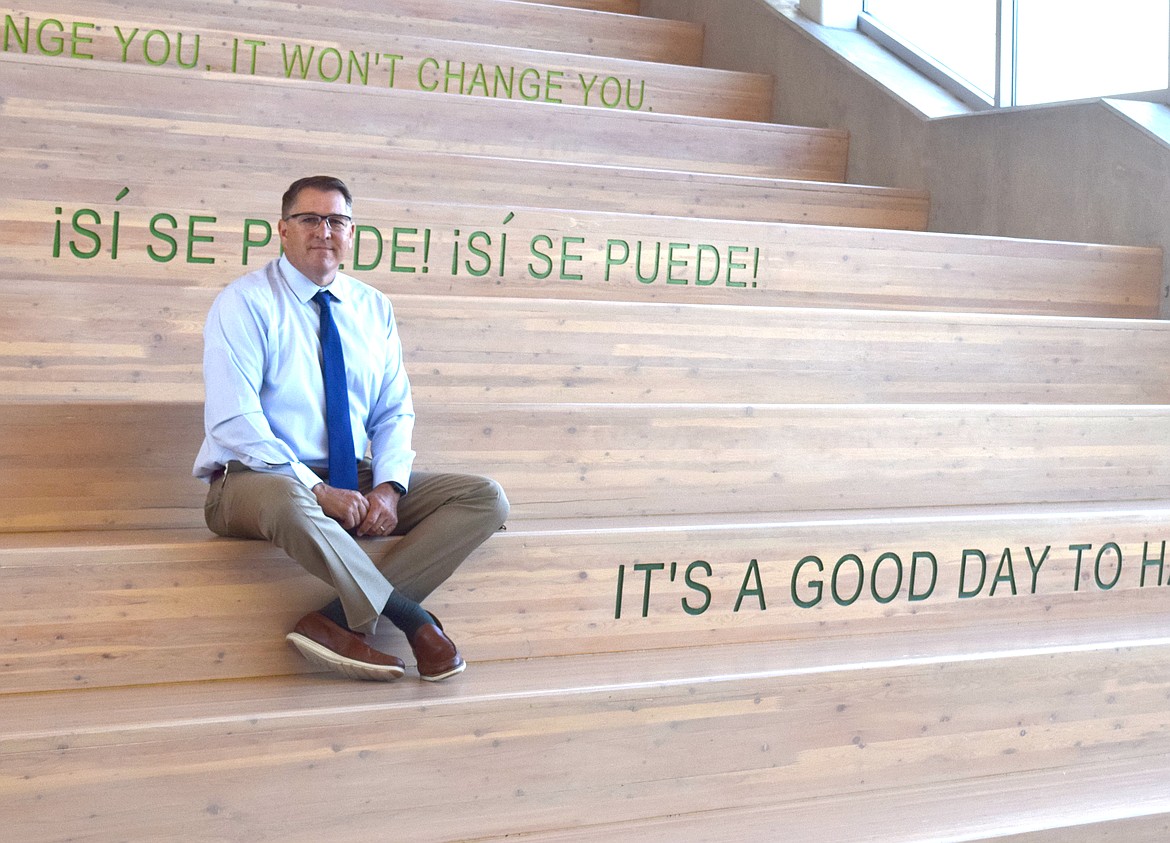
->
[388,481,407,496]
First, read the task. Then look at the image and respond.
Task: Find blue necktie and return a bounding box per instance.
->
[313,290,359,491]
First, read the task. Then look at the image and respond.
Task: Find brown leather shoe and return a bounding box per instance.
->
[286,611,405,681]
[409,617,466,682]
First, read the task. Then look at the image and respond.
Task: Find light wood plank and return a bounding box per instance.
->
[0,123,926,230]
[509,0,640,12]
[4,401,1170,532]
[0,56,847,181]
[6,183,1161,317]
[0,0,699,64]
[5,2,767,119]
[993,815,1170,842]
[5,500,1170,690]
[4,283,1170,403]
[4,644,1170,841]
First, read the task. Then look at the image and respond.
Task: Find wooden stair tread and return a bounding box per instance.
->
[6,642,1170,841]
[8,0,701,64]
[6,628,1170,737]
[1,168,1155,316]
[8,1,768,120]
[2,56,845,181]
[0,127,926,228]
[6,400,1170,531]
[512,0,641,12]
[6,282,1170,403]
[5,500,1170,692]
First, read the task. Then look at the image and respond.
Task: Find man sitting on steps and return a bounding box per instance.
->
[193,175,509,682]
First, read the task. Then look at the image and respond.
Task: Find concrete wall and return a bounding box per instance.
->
[641,0,1170,314]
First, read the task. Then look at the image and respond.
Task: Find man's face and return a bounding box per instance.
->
[278,187,354,286]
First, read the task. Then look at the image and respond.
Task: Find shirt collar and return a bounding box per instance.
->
[278,254,354,304]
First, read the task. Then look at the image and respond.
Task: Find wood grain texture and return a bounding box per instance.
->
[2,178,1157,316]
[3,0,698,64]
[4,502,1170,691]
[1,56,843,181]
[6,1,766,119]
[4,644,1170,841]
[4,283,1170,403]
[4,401,1170,532]
[1,0,1167,837]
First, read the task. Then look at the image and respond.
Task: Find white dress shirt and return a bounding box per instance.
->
[193,255,415,490]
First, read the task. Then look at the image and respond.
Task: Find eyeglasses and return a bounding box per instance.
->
[284,213,353,232]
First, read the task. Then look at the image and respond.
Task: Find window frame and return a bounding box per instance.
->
[858,1,1168,110]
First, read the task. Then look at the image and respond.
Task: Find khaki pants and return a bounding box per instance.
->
[204,461,509,634]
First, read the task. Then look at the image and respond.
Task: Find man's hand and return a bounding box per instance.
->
[312,483,370,531]
[355,482,402,537]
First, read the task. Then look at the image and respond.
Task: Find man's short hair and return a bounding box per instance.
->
[282,176,353,218]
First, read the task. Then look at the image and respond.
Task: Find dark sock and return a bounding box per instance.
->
[318,598,350,629]
[381,591,433,640]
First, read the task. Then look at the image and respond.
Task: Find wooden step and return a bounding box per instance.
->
[0,122,926,230]
[5,499,1170,691]
[374,0,643,13]
[512,0,640,12]
[5,3,769,119]
[2,0,699,64]
[4,641,1170,840]
[991,815,1170,842]
[6,283,1170,403]
[1,190,1154,319]
[1,57,847,181]
[4,400,1170,533]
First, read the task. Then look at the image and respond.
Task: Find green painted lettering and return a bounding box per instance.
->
[1095,542,1122,590]
[909,551,938,601]
[114,26,138,62]
[990,548,1017,596]
[695,244,720,286]
[418,57,439,91]
[518,67,541,101]
[3,14,30,53]
[147,213,179,263]
[682,561,712,616]
[579,72,598,106]
[467,63,489,96]
[1069,543,1092,591]
[36,18,65,56]
[241,219,272,264]
[1141,541,1166,587]
[734,558,767,612]
[665,242,689,285]
[604,239,629,281]
[1025,545,1050,594]
[528,235,554,279]
[791,555,824,608]
[281,43,314,79]
[389,227,418,273]
[634,562,665,618]
[726,245,749,287]
[958,549,987,598]
[70,22,95,60]
[831,554,864,606]
[186,215,216,264]
[559,236,585,281]
[870,552,904,604]
[68,209,101,259]
[347,51,369,85]
[352,225,383,271]
[544,69,564,104]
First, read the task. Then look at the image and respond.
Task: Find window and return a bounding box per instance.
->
[859,0,1170,109]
